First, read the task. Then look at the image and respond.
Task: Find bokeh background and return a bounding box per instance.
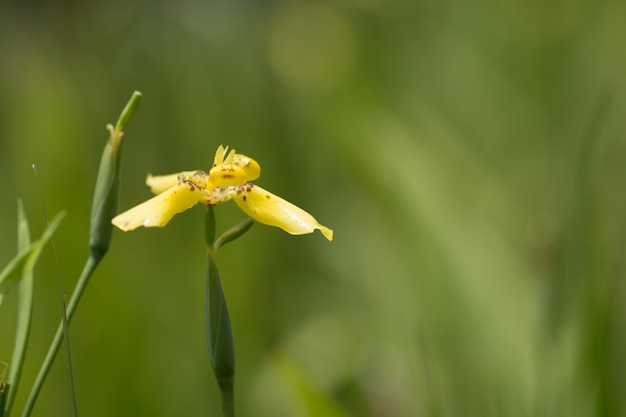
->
[1,0,626,416]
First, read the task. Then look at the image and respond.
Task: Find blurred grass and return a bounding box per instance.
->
[1,1,626,416]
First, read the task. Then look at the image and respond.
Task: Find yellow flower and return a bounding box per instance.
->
[112,145,333,241]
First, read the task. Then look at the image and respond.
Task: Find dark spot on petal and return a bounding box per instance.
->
[243,196,247,202]
[265,194,270,199]
[222,174,234,179]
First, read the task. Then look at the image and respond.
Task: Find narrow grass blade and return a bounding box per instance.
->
[4,201,35,416]
[0,211,65,307]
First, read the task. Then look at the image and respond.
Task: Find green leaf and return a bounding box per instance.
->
[205,251,235,381]
[204,207,236,417]
[206,250,236,417]
[0,211,65,307]
[4,200,36,416]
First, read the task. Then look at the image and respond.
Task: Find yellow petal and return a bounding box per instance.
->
[212,145,261,182]
[146,172,182,194]
[213,145,228,166]
[112,182,205,231]
[209,164,248,187]
[147,171,208,194]
[234,154,261,181]
[224,148,236,164]
[213,144,237,166]
[232,184,333,241]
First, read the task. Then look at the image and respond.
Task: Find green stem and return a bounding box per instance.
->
[21,255,101,417]
[59,296,78,417]
[214,218,254,251]
[219,381,235,417]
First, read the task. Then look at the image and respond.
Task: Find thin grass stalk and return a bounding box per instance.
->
[20,256,100,417]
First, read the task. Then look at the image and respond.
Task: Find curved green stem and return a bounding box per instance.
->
[214,218,254,251]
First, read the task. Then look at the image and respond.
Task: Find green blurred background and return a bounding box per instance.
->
[1,0,625,416]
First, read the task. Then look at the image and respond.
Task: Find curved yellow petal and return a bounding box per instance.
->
[147,172,182,194]
[234,154,261,181]
[112,182,205,231]
[232,184,333,241]
[147,171,208,194]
